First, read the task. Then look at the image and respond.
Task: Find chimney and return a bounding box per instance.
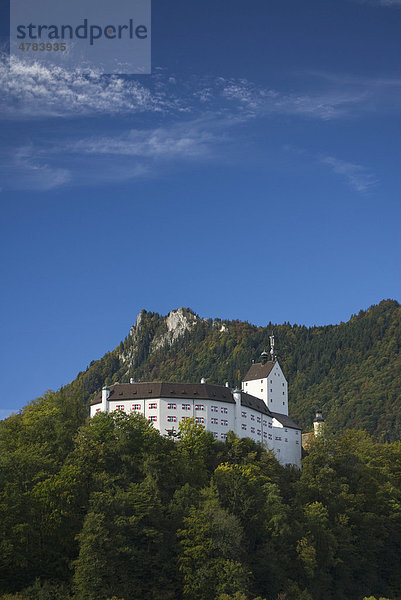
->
[233,389,241,436]
[101,386,110,412]
[200,377,206,384]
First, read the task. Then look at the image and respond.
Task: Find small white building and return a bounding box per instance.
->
[90,344,302,468]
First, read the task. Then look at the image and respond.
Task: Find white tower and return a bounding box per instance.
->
[313,409,325,436]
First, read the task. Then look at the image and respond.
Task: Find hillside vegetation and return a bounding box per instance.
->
[0,407,400,600]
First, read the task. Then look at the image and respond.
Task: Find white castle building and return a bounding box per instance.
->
[90,338,302,468]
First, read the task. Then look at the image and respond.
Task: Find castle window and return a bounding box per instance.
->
[167,403,177,410]
[211,405,218,412]
[221,407,228,414]
[275,436,281,441]
[268,422,272,428]
[270,389,272,392]
[132,404,141,411]
[263,420,267,427]
[182,404,190,410]
[283,392,285,395]
[285,438,288,442]
[269,434,272,440]
[261,389,263,393]
[95,408,101,413]
[149,403,157,410]
[241,424,247,430]
[241,411,247,418]
[296,431,299,436]
[251,427,255,433]
[167,416,177,422]
[221,419,228,426]
[261,379,263,383]
[213,432,218,439]
[195,404,204,411]
[296,440,299,445]
[263,432,267,438]
[195,417,205,424]
[149,415,157,422]
[250,414,255,421]
[182,416,190,422]
[257,429,261,435]
[282,383,285,386]
[116,405,125,411]
[285,428,288,432]
[221,433,227,440]
[257,416,261,423]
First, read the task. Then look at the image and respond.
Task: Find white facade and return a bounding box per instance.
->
[91,359,301,468]
[242,361,288,415]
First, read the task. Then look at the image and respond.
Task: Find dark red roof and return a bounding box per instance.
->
[270,411,301,430]
[91,382,271,416]
[91,382,235,406]
[242,361,275,382]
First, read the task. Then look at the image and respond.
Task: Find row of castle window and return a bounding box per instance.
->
[100,407,294,434]
[112,403,290,417]
[97,410,298,439]
[113,403,229,412]
[108,408,268,430]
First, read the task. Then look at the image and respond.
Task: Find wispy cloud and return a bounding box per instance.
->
[0,145,71,191]
[71,119,222,160]
[220,80,366,120]
[284,145,378,193]
[1,55,398,122]
[0,56,177,119]
[320,155,378,192]
[354,0,401,6]
[0,56,393,191]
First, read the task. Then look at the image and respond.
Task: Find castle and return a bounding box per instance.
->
[90,337,302,468]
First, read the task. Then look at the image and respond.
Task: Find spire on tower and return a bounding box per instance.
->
[269,333,275,361]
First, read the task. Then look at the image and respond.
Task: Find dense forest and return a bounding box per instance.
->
[0,299,400,599]
[69,299,400,439]
[0,402,400,600]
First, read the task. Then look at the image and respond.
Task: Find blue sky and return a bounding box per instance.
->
[1,0,400,417]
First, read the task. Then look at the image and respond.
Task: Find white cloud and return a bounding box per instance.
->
[356,0,401,5]
[0,57,393,191]
[0,146,71,191]
[0,55,176,119]
[283,145,378,193]
[1,55,398,123]
[0,116,227,190]
[320,155,378,192]
[219,75,399,120]
[70,119,222,160]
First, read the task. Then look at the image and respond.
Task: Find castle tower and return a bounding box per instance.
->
[241,338,288,415]
[313,409,325,436]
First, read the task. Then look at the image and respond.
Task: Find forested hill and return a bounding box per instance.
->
[1,300,400,600]
[67,299,401,440]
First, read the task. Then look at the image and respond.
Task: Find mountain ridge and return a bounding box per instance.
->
[67,299,401,441]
